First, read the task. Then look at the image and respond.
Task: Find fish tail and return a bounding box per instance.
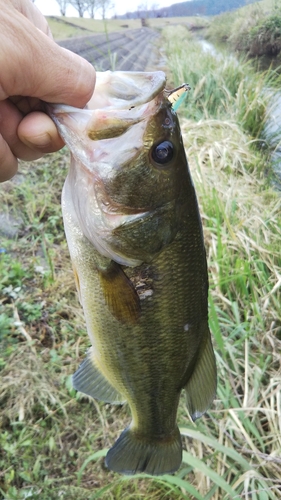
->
[105,426,182,476]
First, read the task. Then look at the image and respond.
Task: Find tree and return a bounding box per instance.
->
[56,0,69,16]
[150,3,159,17]
[87,0,98,18]
[136,3,149,18]
[98,0,114,20]
[69,0,89,17]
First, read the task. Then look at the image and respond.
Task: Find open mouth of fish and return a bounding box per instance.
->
[48,70,166,153]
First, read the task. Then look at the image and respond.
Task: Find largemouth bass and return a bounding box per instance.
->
[49,70,216,476]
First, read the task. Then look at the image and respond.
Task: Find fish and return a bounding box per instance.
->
[48,70,217,476]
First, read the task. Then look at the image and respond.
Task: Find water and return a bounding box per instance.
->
[263,92,281,179]
[198,39,219,58]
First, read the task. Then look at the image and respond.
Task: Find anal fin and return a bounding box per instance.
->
[72,348,125,404]
[184,321,217,421]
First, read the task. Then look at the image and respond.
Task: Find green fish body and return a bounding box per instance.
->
[49,71,216,476]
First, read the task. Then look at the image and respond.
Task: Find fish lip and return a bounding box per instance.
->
[87,70,167,110]
[47,94,162,163]
[47,70,166,121]
[47,71,167,148]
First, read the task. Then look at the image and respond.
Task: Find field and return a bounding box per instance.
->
[47,15,207,41]
[1,13,281,500]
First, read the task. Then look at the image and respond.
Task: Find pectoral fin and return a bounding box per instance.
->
[184,321,217,421]
[72,348,125,404]
[72,263,82,305]
[98,261,141,325]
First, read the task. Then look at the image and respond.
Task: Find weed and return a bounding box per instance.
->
[206,0,281,68]
[247,14,281,57]
[1,21,281,500]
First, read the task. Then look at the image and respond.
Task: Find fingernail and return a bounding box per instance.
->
[22,132,52,150]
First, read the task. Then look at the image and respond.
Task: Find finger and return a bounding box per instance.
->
[9,95,42,115]
[12,0,52,37]
[0,4,95,107]
[18,112,65,153]
[0,99,45,161]
[0,135,18,182]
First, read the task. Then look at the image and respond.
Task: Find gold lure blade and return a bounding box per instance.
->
[167,83,191,111]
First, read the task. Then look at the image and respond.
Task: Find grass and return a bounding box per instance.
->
[162,25,281,498]
[206,0,281,65]
[1,22,281,500]
[47,17,144,40]
[47,16,206,41]
[46,17,94,40]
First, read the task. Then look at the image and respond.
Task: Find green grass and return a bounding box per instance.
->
[47,17,143,40]
[47,15,206,41]
[206,0,281,64]
[1,24,281,500]
[162,25,281,498]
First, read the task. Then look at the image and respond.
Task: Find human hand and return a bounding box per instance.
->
[0,0,96,182]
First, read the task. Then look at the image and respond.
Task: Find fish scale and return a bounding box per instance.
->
[48,70,216,476]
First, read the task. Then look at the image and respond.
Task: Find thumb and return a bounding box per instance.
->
[0,3,95,107]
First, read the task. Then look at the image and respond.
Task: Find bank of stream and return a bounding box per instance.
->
[198,37,281,183]
[1,24,281,499]
[161,24,281,498]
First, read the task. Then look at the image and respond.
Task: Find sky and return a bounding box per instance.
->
[35,0,189,18]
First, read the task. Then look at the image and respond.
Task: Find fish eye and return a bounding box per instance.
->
[151,141,174,165]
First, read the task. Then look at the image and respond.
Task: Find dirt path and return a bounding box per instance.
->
[58,27,162,72]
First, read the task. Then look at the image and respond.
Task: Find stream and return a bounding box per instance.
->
[263,93,281,180]
[198,39,281,181]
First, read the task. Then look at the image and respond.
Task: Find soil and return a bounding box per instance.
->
[58,27,163,72]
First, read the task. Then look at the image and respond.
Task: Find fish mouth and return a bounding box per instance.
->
[47,71,167,173]
[49,71,170,267]
[47,71,166,145]
[49,70,166,115]
[88,70,167,110]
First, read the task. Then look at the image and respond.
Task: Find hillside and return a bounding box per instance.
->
[119,0,260,19]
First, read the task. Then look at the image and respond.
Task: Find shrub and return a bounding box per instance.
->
[246,14,281,56]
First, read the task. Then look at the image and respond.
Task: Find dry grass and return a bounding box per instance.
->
[178,114,281,499]
[162,25,281,497]
[1,24,281,500]
[47,16,204,41]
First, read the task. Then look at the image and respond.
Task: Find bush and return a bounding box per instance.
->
[246,15,281,56]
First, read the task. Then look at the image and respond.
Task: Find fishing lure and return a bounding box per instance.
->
[167,83,191,111]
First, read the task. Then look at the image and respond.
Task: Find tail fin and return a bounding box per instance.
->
[105,426,182,476]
